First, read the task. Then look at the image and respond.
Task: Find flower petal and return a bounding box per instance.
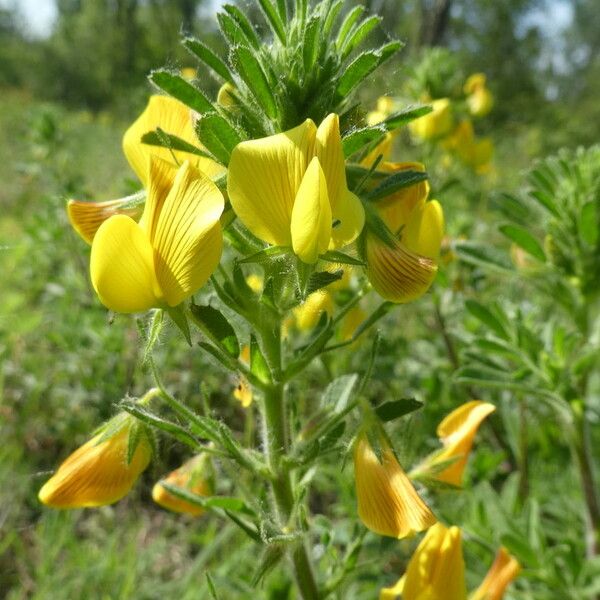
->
[403,199,444,259]
[354,434,436,539]
[470,547,521,600]
[228,119,317,247]
[291,156,332,264]
[67,196,143,244]
[315,114,365,247]
[152,161,224,306]
[123,95,223,187]
[38,420,151,508]
[366,235,438,303]
[91,214,162,313]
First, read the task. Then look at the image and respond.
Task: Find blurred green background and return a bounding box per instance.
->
[1,0,599,598]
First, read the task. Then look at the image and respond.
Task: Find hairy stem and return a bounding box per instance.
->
[260,322,319,599]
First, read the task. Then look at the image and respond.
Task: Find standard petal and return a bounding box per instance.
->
[228,119,317,247]
[366,234,438,303]
[152,161,224,306]
[67,196,143,244]
[403,199,445,259]
[123,95,223,187]
[139,156,179,238]
[291,156,332,264]
[91,214,162,313]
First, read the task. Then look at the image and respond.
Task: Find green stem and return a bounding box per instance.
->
[260,324,319,599]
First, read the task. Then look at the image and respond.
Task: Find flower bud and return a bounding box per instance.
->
[470,547,521,600]
[152,454,215,516]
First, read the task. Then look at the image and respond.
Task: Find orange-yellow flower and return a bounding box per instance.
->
[365,161,444,303]
[152,454,215,516]
[353,432,436,538]
[38,414,152,509]
[470,547,521,600]
[415,400,496,486]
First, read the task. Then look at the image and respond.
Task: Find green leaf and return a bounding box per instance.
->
[183,38,233,83]
[364,170,428,202]
[464,299,510,340]
[250,334,270,383]
[223,5,260,49]
[342,125,386,158]
[189,304,239,358]
[340,15,381,58]
[528,189,559,217]
[257,0,286,43]
[499,224,546,262]
[141,309,164,362]
[321,374,359,413]
[580,201,599,246]
[375,398,423,422]
[335,6,364,50]
[141,130,214,160]
[306,269,343,294]
[491,192,531,224]
[302,16,321,74]
[237,246,288,264]
[231,46,278,119]
[161,482,254,515]
[454,241,514,272]
[322,0,344,37]
[218,12,255,47]
[320,250,366,267]
[206,573,220,600]
[196,113,242,166]
[252,545,286,586]
[149,71,214,115]
[382,104,432,131]
[336,41,402,97]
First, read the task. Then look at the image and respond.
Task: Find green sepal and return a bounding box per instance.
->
[320,250,365,267]
[149,70,214,115]
[306,269,343,295]
[189,303,240,358]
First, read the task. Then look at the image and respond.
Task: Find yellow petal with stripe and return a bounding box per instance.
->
[38,418,151,509]
[291,157,332,264]
[354,433,436,539]
[403,199,444,259]
[228,119,317,247]
[91,214,162,313]
[123,95,223,187]
[139,156,178,238]
[315,113,365,248]
[152,161,224,306]
[67,196,143,244]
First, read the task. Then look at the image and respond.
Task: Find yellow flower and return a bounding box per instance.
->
[353,432,436,538]
[445,120,493,172]
[217,82,238,108]
[339,304,367,342]
[180,67,197,81]
[227,113,365,264]
[233,376,253,408]
[470,547,521,600]
[464,73,494,118]
[409,98,454,141]
[416,400,496,486]
[68,95,223,244]
[365,162,444,303]
[293,290,335,330]
[38,414,152,509]
[245,273,264,293]
[90,157,224,313]
[403,522,467,600]
[363,96,397,166]
[152,454,215,516]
